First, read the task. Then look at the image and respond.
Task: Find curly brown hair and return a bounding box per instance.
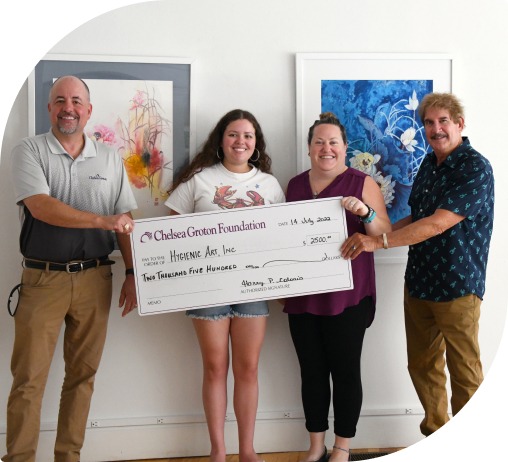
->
[168,109,273,194]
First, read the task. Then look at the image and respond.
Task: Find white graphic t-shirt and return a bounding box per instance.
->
[165,163,285,214]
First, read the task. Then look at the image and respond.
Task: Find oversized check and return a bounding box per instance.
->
[130,197,353,315]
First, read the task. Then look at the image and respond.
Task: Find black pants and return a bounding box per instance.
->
[288,297,372,438]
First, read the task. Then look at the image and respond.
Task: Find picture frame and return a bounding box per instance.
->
[296,53,452,171]
[296,53,452,262]
[28,54,196,222]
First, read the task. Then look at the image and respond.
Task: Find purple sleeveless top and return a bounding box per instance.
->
[283,168,376,326]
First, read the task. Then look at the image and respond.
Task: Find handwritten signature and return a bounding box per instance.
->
[241,275,304,288]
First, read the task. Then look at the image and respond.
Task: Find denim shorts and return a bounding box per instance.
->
[186,300,269,320]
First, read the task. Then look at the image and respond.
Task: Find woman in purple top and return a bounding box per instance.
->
[284,113,391,462]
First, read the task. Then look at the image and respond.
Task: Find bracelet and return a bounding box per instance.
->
[125,268,135,276]
[382,233,388,249]
[359,205,376,224]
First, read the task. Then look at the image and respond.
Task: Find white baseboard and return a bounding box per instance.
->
[1,411,426,462]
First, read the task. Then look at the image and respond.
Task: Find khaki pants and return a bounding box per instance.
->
[3,265,113,462]
[404,285,483,436]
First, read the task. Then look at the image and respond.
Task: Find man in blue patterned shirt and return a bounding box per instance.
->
[341,92,494,436]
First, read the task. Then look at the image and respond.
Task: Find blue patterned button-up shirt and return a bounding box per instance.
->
[405,137,494,301]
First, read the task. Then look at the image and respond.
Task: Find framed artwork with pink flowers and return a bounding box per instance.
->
[29,54,195,220]
[296,53,452,223]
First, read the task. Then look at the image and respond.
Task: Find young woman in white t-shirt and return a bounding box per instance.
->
[166,109,284,462]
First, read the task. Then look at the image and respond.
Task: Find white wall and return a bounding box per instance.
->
[1,1,507,461]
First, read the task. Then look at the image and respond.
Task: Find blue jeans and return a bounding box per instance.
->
[186,300,269,320]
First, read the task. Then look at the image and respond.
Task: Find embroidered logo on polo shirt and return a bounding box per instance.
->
[89,173,107,181]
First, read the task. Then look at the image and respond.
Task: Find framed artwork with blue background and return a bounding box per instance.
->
[296,53,452,224]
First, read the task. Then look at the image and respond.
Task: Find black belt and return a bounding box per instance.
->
[24,257,115,274]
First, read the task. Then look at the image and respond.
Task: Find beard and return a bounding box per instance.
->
[57,125,78,135]
[57,118,79,135]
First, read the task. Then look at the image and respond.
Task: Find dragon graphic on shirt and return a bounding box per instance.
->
[212,185,265,209]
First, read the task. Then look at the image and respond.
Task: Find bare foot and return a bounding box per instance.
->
[239,452,264,462]
[298,446,327,462]
[209,449,227,462]
[328,446,350,462]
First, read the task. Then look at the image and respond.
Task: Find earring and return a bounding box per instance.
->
[250,149,260,162]
[216,148,223,160]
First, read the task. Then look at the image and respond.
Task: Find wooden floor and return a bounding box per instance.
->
[119,448,404,462]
